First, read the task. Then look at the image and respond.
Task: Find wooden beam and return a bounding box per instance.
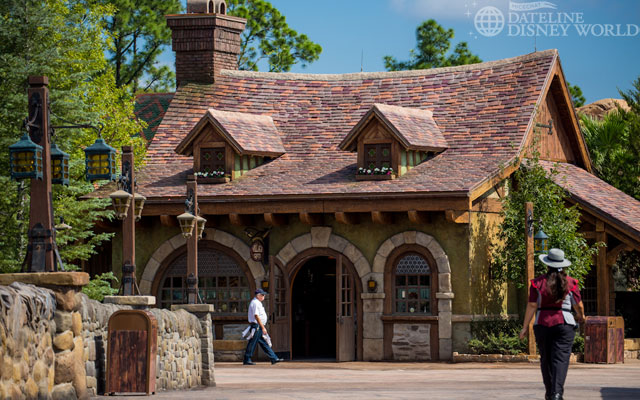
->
[159,214,178,227]
[408,210,430,225]
[229,213,253,227]
[606,243,632,266]
[299,212,324,226]
[471,198,503,213]
[264,213,287,226]
[371,211,393,225]
[525,202,536,356]
[445,210,470,224]
[596,221,609,316]
[580,231,597,239]
[335,212,359,225]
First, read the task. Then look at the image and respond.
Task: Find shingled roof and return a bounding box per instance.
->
[541,160,640,238]
[140,50,558,199]
[339,103,447,152]
[175,108,285,156]
[134,93,174,142]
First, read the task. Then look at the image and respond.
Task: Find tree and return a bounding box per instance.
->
[384,19,481,71]
[491,139,600,288]
[0,0,145,272]
[227,0,322,72]
[568,82,586,107]
[101,0,182,93]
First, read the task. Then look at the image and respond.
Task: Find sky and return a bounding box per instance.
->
[164,0,640,104]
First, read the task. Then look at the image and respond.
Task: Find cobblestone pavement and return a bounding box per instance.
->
[102,359,640,399]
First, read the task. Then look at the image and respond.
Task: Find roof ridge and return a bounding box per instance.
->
[221,49,558,82]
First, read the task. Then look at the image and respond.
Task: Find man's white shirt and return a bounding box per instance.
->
[248,297,267,326]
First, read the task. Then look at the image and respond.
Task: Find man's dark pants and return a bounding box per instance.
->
[244,323,278,363]
[534,323,576,396]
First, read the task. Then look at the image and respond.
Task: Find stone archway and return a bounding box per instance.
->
[139,228,264,295]
[372,231,453,360]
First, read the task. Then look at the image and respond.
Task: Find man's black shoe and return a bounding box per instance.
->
[550,394,563,400]
[243,361,255,365]
[271,358,283,365]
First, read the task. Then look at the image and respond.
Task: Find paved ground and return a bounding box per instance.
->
[102,359,640,399]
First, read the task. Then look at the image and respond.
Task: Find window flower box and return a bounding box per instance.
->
[356,174,395,181]
[195,171,229,184]
[356,167,395,180]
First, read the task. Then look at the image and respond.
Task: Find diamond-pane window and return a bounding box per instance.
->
[364,143,392,171]
[201,147,225,175]
[394,253,432,315]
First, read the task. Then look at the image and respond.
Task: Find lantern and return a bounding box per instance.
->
[534,228,549,254]
[9,133,43,180]
[261,279,269,291]
[177,212,196,238]
[50,142,70,185]
[367,278,378,293]
[133,192,146,221]
[196,215,207,240]
[84,137,116,181]
[109,189,133,220]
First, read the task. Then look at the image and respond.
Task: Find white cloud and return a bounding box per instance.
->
[390,0,507,20]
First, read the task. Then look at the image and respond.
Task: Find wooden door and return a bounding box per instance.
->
[336,255,355,361]
[269,257,289,357]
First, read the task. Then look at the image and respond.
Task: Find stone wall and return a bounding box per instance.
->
[0,283,56,399]
[391,324,431,361]
[80,295,207,395]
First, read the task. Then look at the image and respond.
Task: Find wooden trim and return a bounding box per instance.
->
[355,174,395,181]
[407,210,430,225]
[471,198,503,213]
[335,212,359,225]
[381,315,438,323]
[264,213,287,226]
[299,212,324,226]
[229,213,253,226]
[445,210,469,224]
[371,211,393,225]
[596,220,609,315]
[469,161,519,205]
[606,243,632,266]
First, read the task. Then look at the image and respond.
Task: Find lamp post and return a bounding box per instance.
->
[177,175,206,304]
[108,146,145,296]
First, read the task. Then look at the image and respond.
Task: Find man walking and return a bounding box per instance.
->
[243,288,283,365]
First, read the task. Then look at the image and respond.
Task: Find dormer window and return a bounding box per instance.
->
[340,104,447,181]
[175,108,285,183]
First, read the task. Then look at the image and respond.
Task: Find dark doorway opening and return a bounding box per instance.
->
[291,256,336,360]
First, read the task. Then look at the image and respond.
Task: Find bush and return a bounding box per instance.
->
[572,333,584,354]
[468,320,528,355]
[82,272,119,301]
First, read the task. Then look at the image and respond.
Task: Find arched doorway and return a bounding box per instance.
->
[288,252,361,361]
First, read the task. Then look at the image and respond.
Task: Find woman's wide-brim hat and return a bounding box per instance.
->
[539,248,572,269]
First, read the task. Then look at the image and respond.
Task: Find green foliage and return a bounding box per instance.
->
[613,250,640,291]
[567,82,585,108]
[82,272,119,301]
[468,320,527,355]
[384,19,481,71]
[0,0,145,271]
[491,140,599,287]
[572,332,584,354]
[227,0,322,72]
[100,0,182,92]
[581,111,640,201]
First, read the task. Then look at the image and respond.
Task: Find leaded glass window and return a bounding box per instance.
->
[363,143,392,170]
[201,147,225,174]
[159,248,251,314]
[394,253,432,315]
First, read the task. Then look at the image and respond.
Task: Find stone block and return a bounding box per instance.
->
[103,296,156,306]
[0,272,89,287]
[54,311,73,333]
[310,227,331,248]
[328,234,348,253]
[232,239,250,261]
[212,230,235,249]
[354,257,370,277]
[277,243,297,265]
[372,254,386,274]
[390,233,405,248]
[415,232,433,249]
[0,356,12,380]
[438,312,452,339]
[435,254,450,273]
[33,360,48,383]
[52,383,76,400]
[403,231,417,244]
[363,313,383,339]
[343,244,361,264]
[54,288,78,312]
[362,298,384,313]
[72,312,82,336]
[291,234,312,253]
[139,279,152,295]
[362,339,383,361]
[86,376,97,389]
[25,377,38,399]
[438,298,452,312]
[377,238,395,258]
[439,338,453,361]
[171,304,215,313]
[169,234,187,250]
[438,273,452,292]
[141,257,160,282]
[53,331,75,352]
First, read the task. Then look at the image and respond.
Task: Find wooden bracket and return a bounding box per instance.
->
[229,213,253,226]
[445,210,469,224]
[335,212,359,225]
[371,211,393,225]
[264,213,287,226]
[299,212,324,226]
[407,210,430,225]
[606,243,632,266]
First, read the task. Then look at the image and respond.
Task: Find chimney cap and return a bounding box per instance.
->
[187,0,227,14]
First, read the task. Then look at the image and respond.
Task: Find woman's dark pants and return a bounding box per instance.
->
[534,324,576,397]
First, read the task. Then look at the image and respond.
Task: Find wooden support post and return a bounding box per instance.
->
[335,212,358,225]
[596,221,608,316]
[121,146,136,296]
[187,175,198,304]
[525,202,535,356]
[27,77,55,272]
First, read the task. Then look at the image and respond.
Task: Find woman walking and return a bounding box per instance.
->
[520,248,586,400]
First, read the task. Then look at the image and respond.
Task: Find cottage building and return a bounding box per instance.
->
[91,1,640,361]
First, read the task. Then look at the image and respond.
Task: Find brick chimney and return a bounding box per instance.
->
[167,0,246,87]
